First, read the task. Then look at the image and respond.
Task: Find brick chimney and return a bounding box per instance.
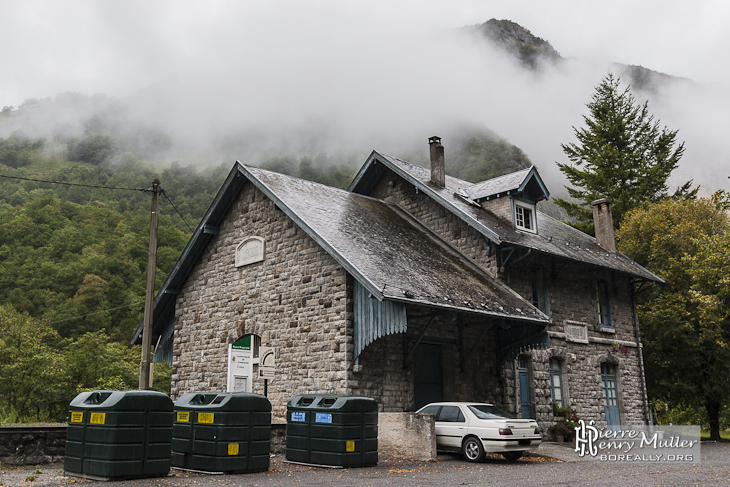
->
[592,198,616,252]
[428,136,445,187]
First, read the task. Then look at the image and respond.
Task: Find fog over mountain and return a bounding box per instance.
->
[2,1,728,196]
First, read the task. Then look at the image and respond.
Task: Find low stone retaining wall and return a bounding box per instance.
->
[271,422,286,453]
[1,416,432,465]
[0,425,67,465]
[378,412,436,461]
[1,423,287,465]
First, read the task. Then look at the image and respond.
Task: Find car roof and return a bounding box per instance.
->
[419,402,494,408]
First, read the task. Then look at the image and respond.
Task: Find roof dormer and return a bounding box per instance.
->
[459,167,549,234]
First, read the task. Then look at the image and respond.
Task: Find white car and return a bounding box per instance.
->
[416,402,542,462]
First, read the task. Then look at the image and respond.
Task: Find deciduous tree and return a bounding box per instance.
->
[618,196,730,439]
[0,305,65,422]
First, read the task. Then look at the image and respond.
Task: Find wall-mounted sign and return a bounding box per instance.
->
[235,236,265,267]
[564,321,589,344]
[259,346,276,379]
[228,335,253,393]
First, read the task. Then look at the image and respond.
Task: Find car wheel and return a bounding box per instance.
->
[462,436,485,462]
[501,451,523,462]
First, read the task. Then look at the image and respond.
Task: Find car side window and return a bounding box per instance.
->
[437,406,465,423]
[419,405,441,416]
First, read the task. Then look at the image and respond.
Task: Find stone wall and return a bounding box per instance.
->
[170,166,648,431]
[378,413,436,461]
[369,171,498,273]
[367,168,648,429]
[0,426,66,465]
[172,181,351,421]
[502,254,647,430]
[480,196,512,221]
[351,308,502,412]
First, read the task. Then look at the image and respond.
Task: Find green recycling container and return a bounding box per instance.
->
[286,395,378,467]
[64,390,173,480]
[172,392,271,473]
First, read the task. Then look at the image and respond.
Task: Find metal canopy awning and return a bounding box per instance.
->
[353,281,549,368]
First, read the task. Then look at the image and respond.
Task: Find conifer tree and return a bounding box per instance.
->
[555,73,693,233]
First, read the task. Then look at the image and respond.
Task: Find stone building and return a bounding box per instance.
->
[132,137,660,432]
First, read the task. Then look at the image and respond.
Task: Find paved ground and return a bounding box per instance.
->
[2,442,728,486]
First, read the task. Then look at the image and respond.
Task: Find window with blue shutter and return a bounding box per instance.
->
[530,267,549,315]
[550,358,564,407]
[596,280,612,328]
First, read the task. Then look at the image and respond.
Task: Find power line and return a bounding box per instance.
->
[0,174,148,192]
[47,301,145,326]
[2,173,196,233]
[161,190,194,233]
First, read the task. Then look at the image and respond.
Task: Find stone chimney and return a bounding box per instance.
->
[592,198,616,252]
[428,136,445,187]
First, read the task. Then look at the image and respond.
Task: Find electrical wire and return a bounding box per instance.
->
[0,174,147,192]
[47,301,145,326]
[161,190,194,233]
[1,173,196,233]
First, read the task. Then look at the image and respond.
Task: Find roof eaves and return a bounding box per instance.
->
[130,163,247,345]
[518,166,550,200]
[346,151,379,193]
[385,203,549,323]
[534,211,664,283]
[383,294,551,324]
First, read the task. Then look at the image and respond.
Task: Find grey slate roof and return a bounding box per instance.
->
[131,161,550,347]
[348,152,662,283]
[245,164,549,323]
[460,167,534,200]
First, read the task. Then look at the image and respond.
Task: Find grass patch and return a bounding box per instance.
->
[700,430,730,442]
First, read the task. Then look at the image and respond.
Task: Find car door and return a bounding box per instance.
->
[435,405,467,449]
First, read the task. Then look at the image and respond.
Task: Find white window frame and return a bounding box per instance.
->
[513,200,537,233]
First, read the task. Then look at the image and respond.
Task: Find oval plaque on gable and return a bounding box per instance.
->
[235,236,265,267]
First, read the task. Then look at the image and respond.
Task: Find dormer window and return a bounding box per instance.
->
[514,200,536,233]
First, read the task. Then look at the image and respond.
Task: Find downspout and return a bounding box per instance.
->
[630,280,650,425]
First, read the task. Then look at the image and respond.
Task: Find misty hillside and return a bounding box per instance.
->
[0,94,533,188]
[468,19,697,95]
[469,19,562,70]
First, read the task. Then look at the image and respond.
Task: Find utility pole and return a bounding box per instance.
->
[139,179,160,390]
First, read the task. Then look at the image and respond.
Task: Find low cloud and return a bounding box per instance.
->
[2,1,727,196]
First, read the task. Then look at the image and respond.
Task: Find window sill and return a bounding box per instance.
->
[598,327,616,334]
[515,225,537,234]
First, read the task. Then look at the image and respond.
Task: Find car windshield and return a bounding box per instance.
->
[468,404,514,420]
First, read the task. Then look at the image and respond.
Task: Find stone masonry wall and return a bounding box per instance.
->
[350,308,503,412]
[0,426,66,465]
[369,172,498,273]
[172,181,350,421]
[502,255,647,430]
[368,169,647,428]
[480,196,512,221]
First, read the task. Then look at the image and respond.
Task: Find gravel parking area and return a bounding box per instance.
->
[2,442,728,486]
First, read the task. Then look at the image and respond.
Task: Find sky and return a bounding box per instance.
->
[2,0,729,193]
